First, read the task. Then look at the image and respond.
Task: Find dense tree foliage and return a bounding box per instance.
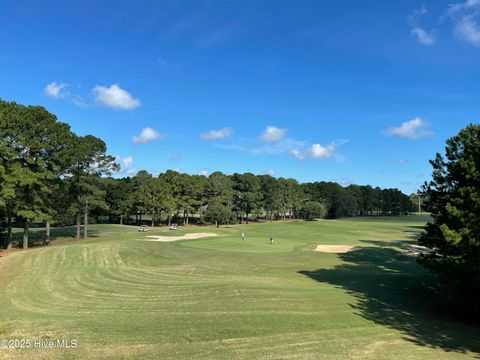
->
[0,101,76,247]
[205,200,236,228]
[0,99,415,248]
[300,202,326,221]
[0,100,118,247]
[93,172,413,227]
[419,124,480,319]
[301,182,413,218]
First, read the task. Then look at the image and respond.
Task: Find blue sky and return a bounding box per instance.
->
[1,0,479,194]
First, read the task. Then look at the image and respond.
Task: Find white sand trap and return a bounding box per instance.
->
[143,233,218,242]
[314,245,360,253]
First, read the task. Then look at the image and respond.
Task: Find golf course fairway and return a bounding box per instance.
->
[1,215,480,359]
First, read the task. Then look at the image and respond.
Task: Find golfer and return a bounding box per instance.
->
[269,235,273,244]
[241,232,245,241]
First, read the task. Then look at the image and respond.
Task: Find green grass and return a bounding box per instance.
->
[1,215,480,359]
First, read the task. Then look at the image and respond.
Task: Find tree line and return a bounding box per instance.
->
[98,171,416,228]
[0,99,416,249]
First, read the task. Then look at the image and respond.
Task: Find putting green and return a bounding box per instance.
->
[1,215,480,359]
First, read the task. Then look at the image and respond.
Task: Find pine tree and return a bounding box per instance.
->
[419,124,480,318]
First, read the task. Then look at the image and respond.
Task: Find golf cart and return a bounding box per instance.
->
[138,225,149,232]
[169,223,178,230]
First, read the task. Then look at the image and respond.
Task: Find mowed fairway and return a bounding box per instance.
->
[1,216,480,359]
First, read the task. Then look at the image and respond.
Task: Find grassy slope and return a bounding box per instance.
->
[1,216,480,359]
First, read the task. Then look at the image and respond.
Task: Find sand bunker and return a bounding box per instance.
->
[143,233,218,242]
[313,245,360,253]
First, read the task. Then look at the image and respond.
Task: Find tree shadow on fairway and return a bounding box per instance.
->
[360,239,417,250]
[10,227,101,248]
[407,225,427,230]
[299,243,480,355]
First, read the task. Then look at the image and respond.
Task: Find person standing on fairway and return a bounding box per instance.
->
[269,235,273,245]
[241,232,245,241]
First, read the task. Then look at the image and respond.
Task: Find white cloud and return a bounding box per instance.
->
[410,4,428,20]
[198,168,209,176]
[43,82,141,109]
[260,126,288,142]
[338,178,352,187]
[123,155,133,168]
[42,82,89,107]
[468,0,480,7]
[264,169,276,176]
[308,143,337,159]
[454,16,480,45]
[132,127,164,144]
[289,141,341,161]
[44,82,68,98]
[116,155,136,175]
[289,149,306,160]
[386,118,433,140]
[446,0,480,17]
[200,127,233,140]
[93,84,140,110]
[252,138,306,156]
[411,27,436,45]
[212,126,346,162]
[444,0,480,46]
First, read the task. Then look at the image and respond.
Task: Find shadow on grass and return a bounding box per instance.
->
[10,227,101,248]
[299,243,480,355]
[407,225,427,230]
[360,239,417,249]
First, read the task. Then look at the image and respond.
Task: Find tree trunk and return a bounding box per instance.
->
[45,221,51,245]
[23,220,29,249]
[6,214,12,249]
[120,215,123,225]
[84,204,88,240]
[216,221,219,228]
[246,213,249,224]
[168,214,172,226]
[76,213,81,239]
